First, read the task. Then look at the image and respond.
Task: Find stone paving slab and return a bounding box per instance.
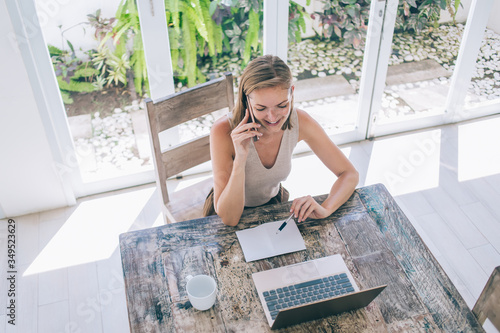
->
[294,74,355,102]
[397,83,482,112]
[398,84,451,112]
[67,114,92,139]
[386,59,451,86]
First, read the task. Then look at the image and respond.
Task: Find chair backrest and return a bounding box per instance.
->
[473,266,500,330]
[145,72,234,207]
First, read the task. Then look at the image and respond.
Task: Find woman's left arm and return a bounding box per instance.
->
[290,109,359,222]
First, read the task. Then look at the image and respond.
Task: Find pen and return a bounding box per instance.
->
[276,213,294,234]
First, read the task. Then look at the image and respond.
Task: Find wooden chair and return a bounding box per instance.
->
[145,73,234,223]
[473,266,500,330]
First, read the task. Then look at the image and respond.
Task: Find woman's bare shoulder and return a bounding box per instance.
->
[296,108,321,129]
[296,108,326,141]
[211,114,232,135]
[211,114,234,153]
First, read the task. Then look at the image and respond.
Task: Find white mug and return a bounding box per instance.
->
[186,274,217,311]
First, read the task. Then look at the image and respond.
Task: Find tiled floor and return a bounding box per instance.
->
[1,114,499,332]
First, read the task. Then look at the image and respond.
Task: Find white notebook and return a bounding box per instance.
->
[236,218,306,262]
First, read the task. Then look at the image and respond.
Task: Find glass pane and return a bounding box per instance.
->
[372,3,472,127]
[170,1,263,145]
[462,26,500,114]
[287,0,368,136]
[38,2,156,183]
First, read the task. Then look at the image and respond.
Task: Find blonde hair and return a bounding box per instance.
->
[230,55,294,130]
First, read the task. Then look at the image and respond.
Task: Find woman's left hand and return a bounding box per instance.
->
[290,195,330,222]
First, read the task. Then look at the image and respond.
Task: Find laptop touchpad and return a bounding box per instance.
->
[283,262,320,284]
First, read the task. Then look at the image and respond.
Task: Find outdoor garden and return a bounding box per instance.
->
[47,0,500,180]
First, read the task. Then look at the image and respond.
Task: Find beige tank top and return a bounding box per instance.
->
[243,108,299,207]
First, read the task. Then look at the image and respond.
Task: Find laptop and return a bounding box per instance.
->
[252,254,386,330]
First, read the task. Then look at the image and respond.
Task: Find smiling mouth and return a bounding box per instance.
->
[266,119,281,126]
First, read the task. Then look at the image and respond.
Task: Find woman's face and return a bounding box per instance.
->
[247,86,293,134]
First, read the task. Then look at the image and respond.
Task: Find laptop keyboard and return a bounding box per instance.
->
[262,273,355,320]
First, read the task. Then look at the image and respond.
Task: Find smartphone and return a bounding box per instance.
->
[246,97,260,141]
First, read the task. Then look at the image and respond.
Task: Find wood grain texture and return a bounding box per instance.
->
[473,266,500,329]
[161,135,210,179]
[357,185,483,332]
[149,74,234,132]
[119,184,484,332]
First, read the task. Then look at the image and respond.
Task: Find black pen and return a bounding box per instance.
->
[276,213,294,234]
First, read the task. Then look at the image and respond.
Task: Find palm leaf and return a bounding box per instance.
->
[200,0,216,56]
[180,2,208,40]
[166,0,181,33]
[131,33,147,95]
[181,10,197,87]
[244,9,260,63]
[213,22,223,54]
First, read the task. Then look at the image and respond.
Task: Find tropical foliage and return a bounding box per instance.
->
[49,43,99,104]
[311,0,370,49]
[396,0,462,33]
[311,0,462,48]
[49,0,461,102]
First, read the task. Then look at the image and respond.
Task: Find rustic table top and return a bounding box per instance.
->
[119,183,483,332]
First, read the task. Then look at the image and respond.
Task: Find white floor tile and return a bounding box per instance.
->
[38,268,68,306]
[38,300,70,333]
[68,263,103,333]
[469,244,500,278]
[423,187,488,249]
[461,202,500,254]
[17,264,38,333]
[100,287,130,333]
[417,213,488,298]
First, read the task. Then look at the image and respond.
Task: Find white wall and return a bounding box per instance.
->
[0,0,74,218]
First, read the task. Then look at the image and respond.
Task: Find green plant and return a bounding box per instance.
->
[92,75,107,91]
[312,0,370,49]
[56,0,311,95]
[108,0,148,94]
[106,52,131,87]
[50,42,79,80]
[165,0,223,86]
[289,1,309,44]
[49,43,98,101]
[397,0,462,33]
[210,0,309,65]
[312,0,462,47]
[92,45,109,77]
[87,9,116,41]
[446,0,462,24]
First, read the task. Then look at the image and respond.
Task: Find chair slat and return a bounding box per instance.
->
[161,135,211,179]
[148,76,233,132]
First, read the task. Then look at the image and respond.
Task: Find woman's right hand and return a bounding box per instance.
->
[230,108,261,161]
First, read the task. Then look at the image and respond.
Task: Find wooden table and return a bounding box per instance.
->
[119,184,483,332]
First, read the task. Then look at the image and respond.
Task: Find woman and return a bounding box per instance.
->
[205,55,359,226]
